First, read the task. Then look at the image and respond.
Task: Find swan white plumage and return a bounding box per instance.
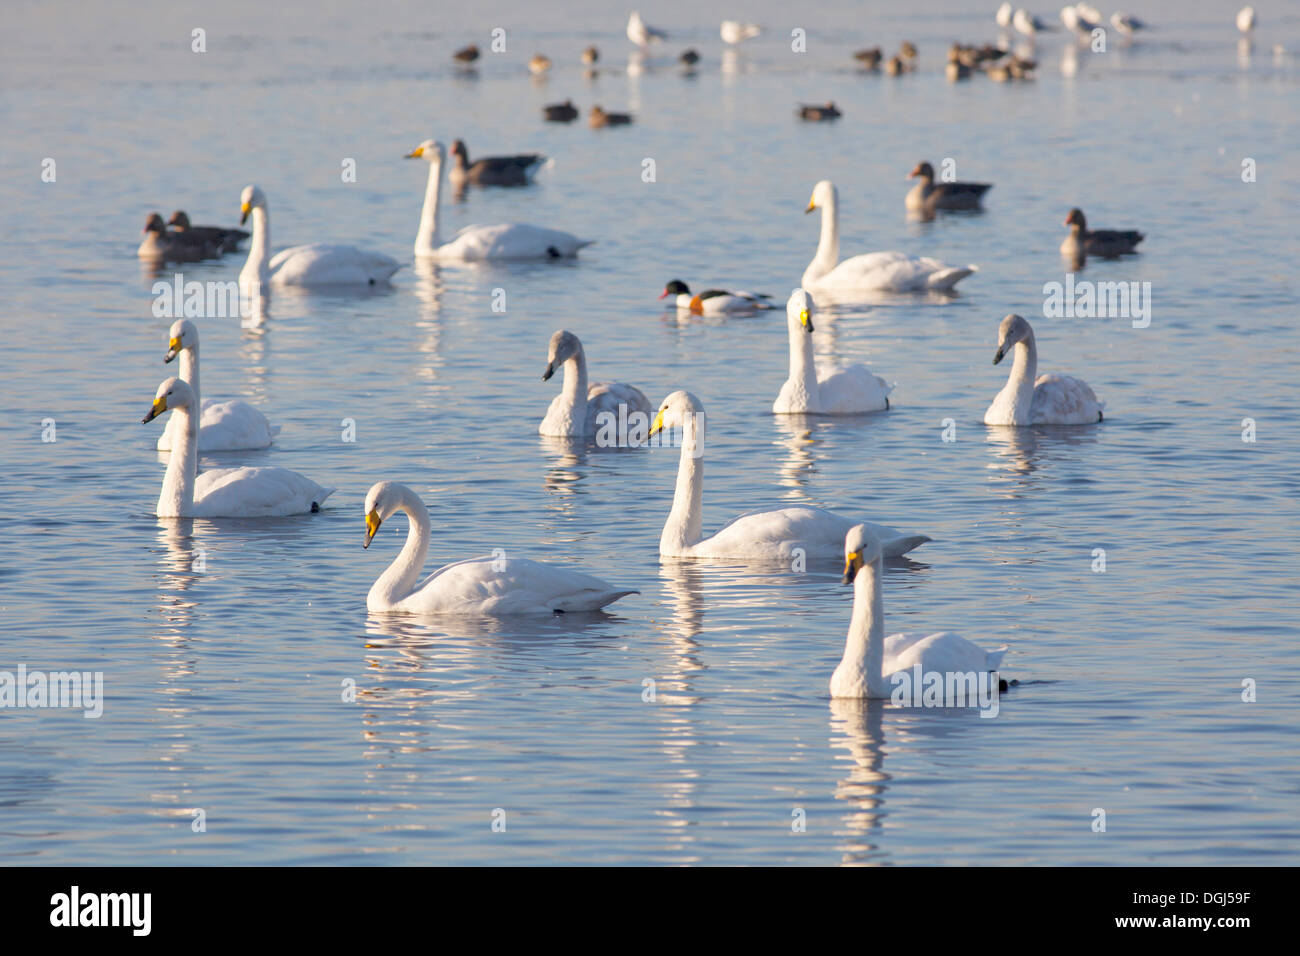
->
[406,140,593,260]
[984,314,1104,425]
[831,525,1007,699]
[658,279,776,314]
[363,481,638,614]
[996,2,1014,27]
[237,185,400,291]
[627,11,667,46]
[1237,6,1256,34]
[155,319,279,452]
[1013,9,1051,35]
[539,330,653,438]
[142,378,333,518]
[802,181,976,293]
[774,290,891,415]
[721,21,762,44]
[648,390,929,560]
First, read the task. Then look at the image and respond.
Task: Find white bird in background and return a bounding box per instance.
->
[1073,2,1103,22]
[627,11,667,46]
[984,314,1104,426]
[996,3,1015,28]
[1060,5,1095,35]
[1110,12,1147,35]
[773,290,891,415]
[1237,6,1256,34]
[1013,9,1052,35]
[721,21,762,44]
[831,525,1007,700]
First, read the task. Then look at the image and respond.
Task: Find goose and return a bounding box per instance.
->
[853,47,883,69]
[802,180,977,293]
[581,46,600,65]
[590,105,633,127]
[1110,12,1146,35]
[899,41,918,62]
[1237,6,1256,34]
[155,319,279,452]
[679,48,701,68]
[946,48,973,81]
[138,213,219,262]
[884,55,906,75]
[627,11,667,46]
[799,102,841,121]
[721,21,762,44]
[449,139,546,188]
[453,44,479,64]
[543,100,579,122]
[363,481,637,614]
[237,185,400,290]
[539,330,653,438]
[1061,207,1144,259]
[529,53,552,75]
[167,211,249,253]
[906,161,993,213]
[406,140,593,260]
[658,279,776,314]
[984,314,1104,425]
[832,525,1007,699]
[773,290,891,415]
[142,378,332,518]
[648,390,929,560]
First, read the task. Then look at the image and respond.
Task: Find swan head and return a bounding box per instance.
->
[648,390,704,439]
[143,212,167,235]
[405,139,445,164]
[142,376,194,424]
[843,524,883,584]
[1064,207,1086,230]
[542,329,583,380]
[993,314,1034,364]
[806,180,836,214]
[787,288,815,333]
[239,185,266,225]
[659,279,690,300]
[363,480,412,549]
[909,161,934,181]
[164,319,198,363]
[168,210,191,229]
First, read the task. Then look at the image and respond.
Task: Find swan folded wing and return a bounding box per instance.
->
[405,556,634,614]
[445,223,592,260]
[192,466,334,517]
[823,251,971,291]
[586,381,653,422]
[814,363,891,413]
[199,400,278,450]
[704,506,854,558]
[1031,373,1103,424]
[268,244,401,285]
[883,631,1007,676]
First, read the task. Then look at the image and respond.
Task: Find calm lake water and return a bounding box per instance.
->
[1,0,1297,864]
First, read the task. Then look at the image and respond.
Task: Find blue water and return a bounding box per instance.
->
[1,0,1298,864]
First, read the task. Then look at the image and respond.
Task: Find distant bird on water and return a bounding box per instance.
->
[627,11,667,46]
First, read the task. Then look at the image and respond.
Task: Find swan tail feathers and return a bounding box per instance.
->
[927,265,977,290]
[884,534,932,557]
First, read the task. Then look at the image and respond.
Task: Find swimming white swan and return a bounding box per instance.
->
[406,140,593,260]
[721,21,762,44]
[142,378,333,518]
[802,181,976,293]
[539,330,653,438]
[773,290,891,414]
[649,390,929,560]
[984,314,1104,425]
[155,319,280,452]
[627,11,667,46]
[363,481,638,614]
[237,185,400,290]
[831,525,1007,699]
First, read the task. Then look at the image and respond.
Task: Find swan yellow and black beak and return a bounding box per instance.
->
[800,307,815,333]
[404,146,425,159]
[647,408,666,439]
[363,509,381,549]
[843,550,862,584]
[142,394,167,424]
[993,345,1005,365]
[805,196,817,214]
[541,361,556,381]
[164,336,182,363]
[239,201,251,226]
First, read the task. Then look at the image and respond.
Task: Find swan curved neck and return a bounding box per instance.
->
[178,347,200,406]
[415,159,443,256]
[158,405,198,517]
[809,195,841,280]
[842,557,887,696]
[788,323,819,403]
[661,414,705,553]
[369,490,432,607]
[557,347,590,417]
[242,207,270,288]
[1003,333,1039,416]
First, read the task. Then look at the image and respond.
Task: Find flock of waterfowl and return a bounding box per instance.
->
[130,6,1201,702]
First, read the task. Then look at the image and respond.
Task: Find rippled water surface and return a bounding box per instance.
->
[2,0,1298,864]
